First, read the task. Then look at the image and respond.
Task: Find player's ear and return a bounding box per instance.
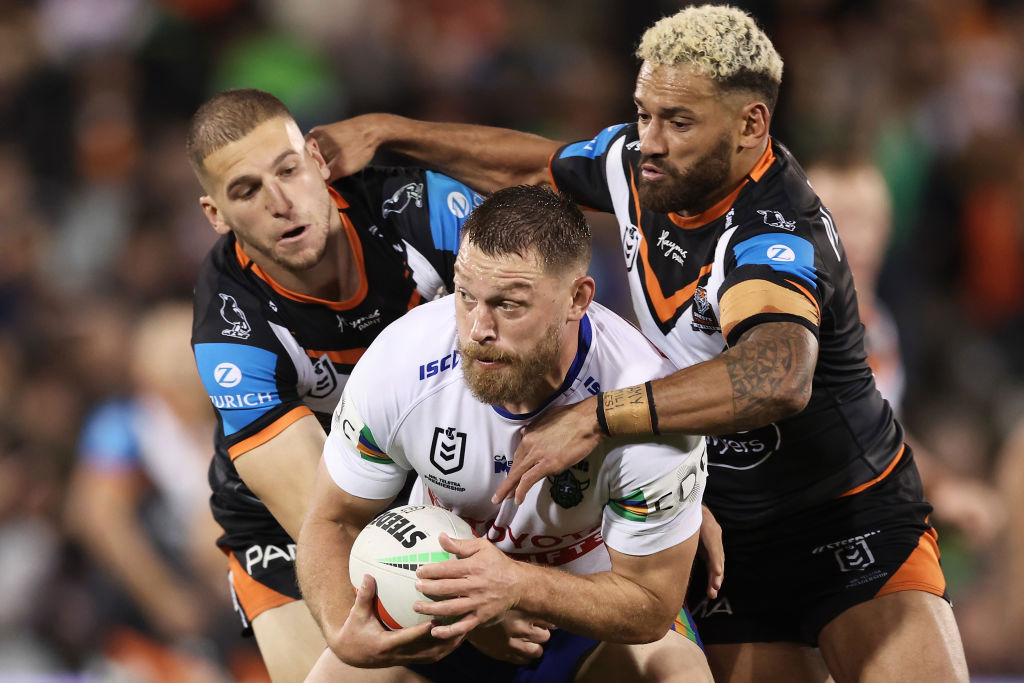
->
[306,136,330,181]
[200,196,231,236]
[567,275,596,322]
[737,101,770,151]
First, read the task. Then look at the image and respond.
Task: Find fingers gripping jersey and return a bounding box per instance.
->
[323,298,707,573]
[192,169,482,548]
[550,126,902,527]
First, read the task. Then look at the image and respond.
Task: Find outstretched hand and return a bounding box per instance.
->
[493,398,604,504]
[307,115,388,181]
[335,574,464,668]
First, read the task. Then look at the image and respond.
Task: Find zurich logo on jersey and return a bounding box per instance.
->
[447,191,476,218]
[766,245,796,262]
[214,362,243,388]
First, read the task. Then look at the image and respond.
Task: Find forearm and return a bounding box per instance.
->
[364,114,561,192]
[601,322,817,437]
[296,514,358,648]
[514,565,675,644]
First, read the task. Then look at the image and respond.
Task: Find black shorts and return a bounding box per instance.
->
[686,445,948,646]
[225,532,303,634]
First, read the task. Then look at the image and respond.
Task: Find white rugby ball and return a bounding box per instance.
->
[349,504,476,629]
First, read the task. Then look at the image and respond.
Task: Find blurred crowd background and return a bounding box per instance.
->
[1,0,1022,680]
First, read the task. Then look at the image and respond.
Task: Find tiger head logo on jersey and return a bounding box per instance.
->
[547,469,590,508]
[690,286,720,335]
[219,293,252,339]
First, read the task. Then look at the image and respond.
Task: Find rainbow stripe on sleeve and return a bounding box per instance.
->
[608,489,650,522]
[356,426,393,464]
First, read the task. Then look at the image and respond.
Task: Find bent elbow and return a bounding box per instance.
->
[626,610,678,645]
[776,380,812,418]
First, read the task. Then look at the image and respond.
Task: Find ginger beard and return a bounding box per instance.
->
[459,318,564,407]
[637,131,733,215]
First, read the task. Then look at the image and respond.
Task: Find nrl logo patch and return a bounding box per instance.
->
[430,427,466,475]
[547,469,590,509]
[382,182,424,217]
[622,224,640,271]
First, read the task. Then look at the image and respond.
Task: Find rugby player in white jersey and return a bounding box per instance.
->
[296,185,712,682]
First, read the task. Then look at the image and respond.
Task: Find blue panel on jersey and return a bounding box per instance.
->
[194,343,281,436]
[733,233,818,287]
[425,171,481,254]
[558,124,628,160]
[79,400,140,468]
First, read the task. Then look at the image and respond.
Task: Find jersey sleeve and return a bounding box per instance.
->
[77,402,140,470]
[359,167,481,298]
[192,284,312,460]
[600,435,707,557]
[549,123,632,213]
[717,218,832,347]
[321,340,411,501]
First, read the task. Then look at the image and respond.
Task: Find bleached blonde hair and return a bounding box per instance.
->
[637,5,783,110]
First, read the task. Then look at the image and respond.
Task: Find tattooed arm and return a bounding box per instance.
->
[653,321,817,434]
[498,322,817,503]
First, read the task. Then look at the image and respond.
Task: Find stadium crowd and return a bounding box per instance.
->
[0,0,1022,679]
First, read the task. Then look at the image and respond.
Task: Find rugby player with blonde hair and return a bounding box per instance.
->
[312,5,970,681]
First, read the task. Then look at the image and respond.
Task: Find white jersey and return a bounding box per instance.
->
[323,297,707,575]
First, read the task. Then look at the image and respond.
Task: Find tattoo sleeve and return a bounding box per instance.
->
[722,322,816,431]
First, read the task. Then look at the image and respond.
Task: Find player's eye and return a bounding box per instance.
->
[637,111,651,123]
[280,165,297,177]
[498,300,519,312]
[236,184,258,200]
[671,120,691,130]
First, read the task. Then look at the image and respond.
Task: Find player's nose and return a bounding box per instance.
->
[266,179,293,217]
[639,119,668,157]
[469,307,496,342]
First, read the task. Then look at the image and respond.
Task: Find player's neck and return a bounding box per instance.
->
[249,210,357,301]
[498,320,581,415]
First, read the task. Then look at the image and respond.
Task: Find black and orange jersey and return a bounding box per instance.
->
[550,124,903,527]
[192,168,481,548]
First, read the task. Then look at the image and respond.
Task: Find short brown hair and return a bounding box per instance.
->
[185,89,292,178]
[460,186,591,274]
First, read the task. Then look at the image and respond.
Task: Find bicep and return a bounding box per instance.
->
[233,413,326,540]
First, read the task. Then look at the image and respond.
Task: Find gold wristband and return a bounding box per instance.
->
[601,382,658,436]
